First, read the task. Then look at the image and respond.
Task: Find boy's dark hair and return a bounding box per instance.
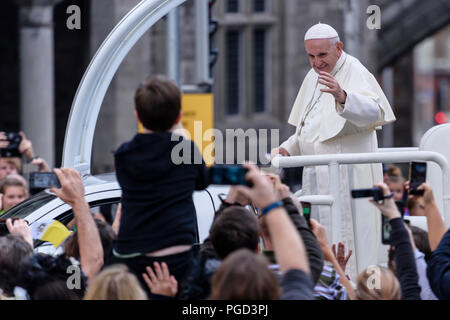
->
[134,75,181,132]
[409,225,432,262]
[210,249,280,300]
[209,206,259,260]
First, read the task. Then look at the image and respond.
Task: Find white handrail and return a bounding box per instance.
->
[272,151,448,170]
[62,0,187,174]
[379,147,420,153]
[272,150,450,243]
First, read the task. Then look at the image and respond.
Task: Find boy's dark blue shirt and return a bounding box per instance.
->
[114,132,210,255]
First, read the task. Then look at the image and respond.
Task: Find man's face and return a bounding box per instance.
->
[305,38,343,74]
[2,186,27,211]
[0,159,18,180]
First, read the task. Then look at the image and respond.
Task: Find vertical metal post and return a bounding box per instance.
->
[342,0,361,58]
[329,162,342,245]
[166,7,180,86]
[382,67,394,147]
[195,0,210,85]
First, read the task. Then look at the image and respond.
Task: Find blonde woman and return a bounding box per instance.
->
[84,264,148,300]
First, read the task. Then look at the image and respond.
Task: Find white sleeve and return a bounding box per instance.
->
[336,91,384,128]
[414,250,439,300]
[280,132,301,156]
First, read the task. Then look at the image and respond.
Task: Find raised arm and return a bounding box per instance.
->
[416,183,447,251]
[370,183,421,300]
[51,168,104,285]
[427,228,450,299]
[240,165,309,274]
[267,173,324,284]
[335,91,383,127]
[310,219,356,300]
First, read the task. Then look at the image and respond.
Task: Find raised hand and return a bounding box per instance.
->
[142,262,178,297]
[369,183,402,220]
[18,131,34,159]
[318,71,347,104]
[270,147,290,162]
[332,242,352,273]
[50,168,85,208]
[6,218,33,247]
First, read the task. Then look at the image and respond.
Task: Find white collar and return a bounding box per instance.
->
[331,51,347,77]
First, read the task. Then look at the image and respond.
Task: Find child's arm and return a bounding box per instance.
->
[192,141,210,190]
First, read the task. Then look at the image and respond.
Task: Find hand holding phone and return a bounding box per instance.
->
[0,218,21,236]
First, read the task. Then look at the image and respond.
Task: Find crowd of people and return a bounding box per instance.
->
[0,76,449,301]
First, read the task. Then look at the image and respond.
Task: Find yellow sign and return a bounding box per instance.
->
[181,93,215,166]
[137,93,215,165]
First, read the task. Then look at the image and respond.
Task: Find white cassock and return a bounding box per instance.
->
[280,51,396,278]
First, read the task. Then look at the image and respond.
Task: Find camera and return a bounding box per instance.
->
[209,165,251,186]
[0,132,22,158]
[351,187,384,202]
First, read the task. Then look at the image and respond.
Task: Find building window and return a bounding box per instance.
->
[226,0,239,13]
[253,0,265,13]
[253,29,267,113]
[226,30,241,115]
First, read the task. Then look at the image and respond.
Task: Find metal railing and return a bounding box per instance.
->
[272,150,450,245]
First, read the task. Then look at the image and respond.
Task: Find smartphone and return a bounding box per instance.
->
[351,187,384,202]
[29,172,61,189]
[382,215,392,245]
[209,165,250,186]
[301,202,312,228]
[409,162,427,196]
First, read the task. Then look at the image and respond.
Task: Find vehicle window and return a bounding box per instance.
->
[54,198,121,228]
[1,191,57,220]
[33,198,121,250]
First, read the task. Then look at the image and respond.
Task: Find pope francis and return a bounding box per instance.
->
[271,23,396,278]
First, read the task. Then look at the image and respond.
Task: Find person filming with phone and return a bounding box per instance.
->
[0,131,51,179]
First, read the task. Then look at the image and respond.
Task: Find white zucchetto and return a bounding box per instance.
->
[304,23,339,41]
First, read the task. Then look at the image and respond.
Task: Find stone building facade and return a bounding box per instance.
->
[4,0,446,175]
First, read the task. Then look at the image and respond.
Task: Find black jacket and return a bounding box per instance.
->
[278,197,324,285]
[390,218,421,300]
[427,227,450,300]
[114,133,209,255]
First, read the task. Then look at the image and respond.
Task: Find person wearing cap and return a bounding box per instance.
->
[271,23,396,278]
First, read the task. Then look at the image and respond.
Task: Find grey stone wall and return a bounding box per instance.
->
[91,0,152,173]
